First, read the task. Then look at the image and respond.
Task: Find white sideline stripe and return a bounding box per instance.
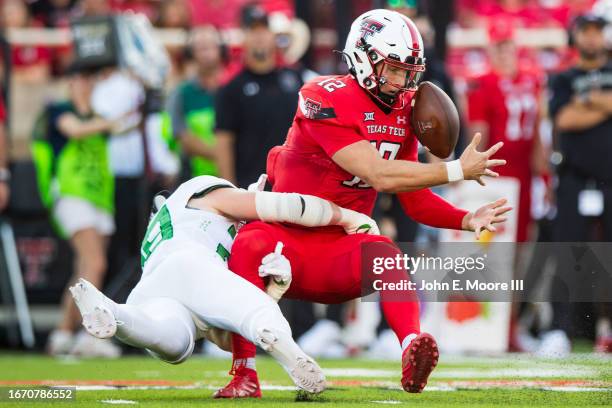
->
[76,385,201,391]
[73,384,298,392]
[542,387,611,392]
[71,383,609,393]
[323,368,398,377]
[100,400,137,405]
[439,354,612,365]
[322,367,598,379]
[432,368,598,379]
[371,401,402,404]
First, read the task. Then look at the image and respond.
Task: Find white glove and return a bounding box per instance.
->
[248,174,268,192]
[339,208,381,235]
[259,242,292,301]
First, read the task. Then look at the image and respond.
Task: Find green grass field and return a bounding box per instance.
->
[1,353,610,407]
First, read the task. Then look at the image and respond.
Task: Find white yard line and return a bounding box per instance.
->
[322,366,599,379]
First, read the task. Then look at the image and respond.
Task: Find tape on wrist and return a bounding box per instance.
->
[446,160,464,183]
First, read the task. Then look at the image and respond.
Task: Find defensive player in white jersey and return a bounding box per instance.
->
[69,175,379,397]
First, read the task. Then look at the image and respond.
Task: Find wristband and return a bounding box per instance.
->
[445,160,464,183]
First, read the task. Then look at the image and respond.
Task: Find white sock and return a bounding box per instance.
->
[401,333,418,352]
[232,357,256,371]
[596,318,610,338]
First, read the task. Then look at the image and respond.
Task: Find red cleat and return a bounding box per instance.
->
[401,333,439,393]
[595,336,612,353]
[213,366,262,399]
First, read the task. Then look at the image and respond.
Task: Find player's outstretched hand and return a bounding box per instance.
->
[339,208,381,235]
[461,198,512,240]
[459,133,506,186]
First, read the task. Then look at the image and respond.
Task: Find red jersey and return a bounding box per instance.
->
[467,69,543,241]
[267,75,467,230]
[467,69,542,182]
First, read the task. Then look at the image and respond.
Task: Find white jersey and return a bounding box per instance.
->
[140,176,241,271]
[128,175,292,362]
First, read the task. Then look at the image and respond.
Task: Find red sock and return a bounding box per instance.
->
[363,240,421,344]
[382,301,421,344]
[231,333,257,362]
[227,225,276,371]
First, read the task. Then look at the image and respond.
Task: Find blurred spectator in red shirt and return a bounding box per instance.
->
[457,0,597,28]
[466,22,547,242]
[188,0,293,28]
[2,0,52,84]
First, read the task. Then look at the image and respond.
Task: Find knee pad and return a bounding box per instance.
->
[146,314,195,365]
[141,298,196,365]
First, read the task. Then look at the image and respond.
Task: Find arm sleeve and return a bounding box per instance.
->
[297,88,362,157]
[397,188,469,230]
[166,86,186,138]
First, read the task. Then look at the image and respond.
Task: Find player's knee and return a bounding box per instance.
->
[148,334,194,365]
[140,298,196,364]
[147,317,195,364]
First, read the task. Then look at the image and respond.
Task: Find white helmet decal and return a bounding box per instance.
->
[358,17,386,43]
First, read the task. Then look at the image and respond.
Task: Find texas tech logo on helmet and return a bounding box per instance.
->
[358,18,385,42]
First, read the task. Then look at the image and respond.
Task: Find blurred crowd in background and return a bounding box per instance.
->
[0,0,610,360]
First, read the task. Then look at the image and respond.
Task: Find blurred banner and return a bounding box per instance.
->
[423,178,519,353]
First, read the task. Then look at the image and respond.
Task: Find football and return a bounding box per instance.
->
[410,81,460,159]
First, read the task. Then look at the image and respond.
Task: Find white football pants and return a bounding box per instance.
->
[113,244,291,363]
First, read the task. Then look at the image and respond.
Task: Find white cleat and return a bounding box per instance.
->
[69,278,117,339]
[256,328,326,395]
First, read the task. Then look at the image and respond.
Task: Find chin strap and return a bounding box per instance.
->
[377,89,396,106]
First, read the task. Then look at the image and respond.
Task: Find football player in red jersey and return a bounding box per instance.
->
[467,23,547,243]
[466,23,548,353]
[214,9,510,398]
